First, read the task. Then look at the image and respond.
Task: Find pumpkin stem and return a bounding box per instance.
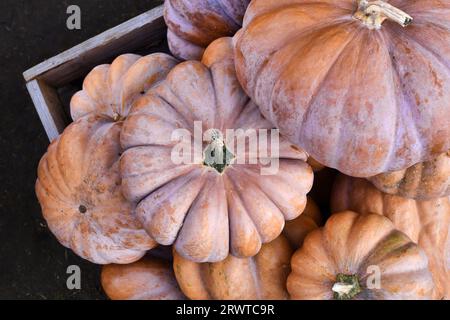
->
[354,0,413,29]
[203,130,234,174]
[332,274,362,300]
[112,112,124,122]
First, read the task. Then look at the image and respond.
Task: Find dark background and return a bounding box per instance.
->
[0,0,163,300]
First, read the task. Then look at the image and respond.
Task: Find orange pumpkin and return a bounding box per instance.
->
[369,150,450,200]
[35,53,178,264]
[235,0,450,177]
[120,38,314,263]
[101,256,185,300]
[164,0,250,60]
[331,175,450,299]
[173,235,292,300]
[284,197,322,249]
[288,211,435,300]
[71,53,178,121]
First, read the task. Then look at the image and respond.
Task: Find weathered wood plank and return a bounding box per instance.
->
[23,5,166,87]
[26,80,68,141]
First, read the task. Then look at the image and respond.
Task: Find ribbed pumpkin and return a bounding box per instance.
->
[71,53,178,121]
[120,37,314,263]
[284,197,322,249]
[331,175,450,299]
[173,235,292,300]
[235,0,450,177]
[101,256,185,300]
[369,150,450,200]
[36,116,156,264]
[164,0,250,60]
[35,53,178,264]
[288,211,435,300]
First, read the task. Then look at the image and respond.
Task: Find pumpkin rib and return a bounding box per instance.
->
[298,26,365,166]
[247,255,264,300]
[206,64,221,129]
[46,142,73,198]
[164,0,209,47]
[238,6,342,96]
[175,175,230,263]
[387,32,444,159]
[243,1,352,28]
[268,23,356,135]
[335,30,398,176]
[222,172,263,258]
[159,63,215,127]
[225,168,284,244]
[388,50,426,167]
[234,168,288,222]
[389,23,450,83]
[358,231,418,277]
[37,156,72,206]
[237,162,311,221]
[136,170,207,246]
[249,18,355,104]
[216,0,242,28]
[375,30,403,173]
[390,27,450,148]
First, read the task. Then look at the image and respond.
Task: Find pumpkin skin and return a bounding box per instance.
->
[288,211,435,300]
[120,37,314,263]
[331,175,450,299]
[173,235,292,300]
[369,150,450,200]
[36,116,156,264]
[284,197,322,249]
[101,256,185,300]
[36,53,178,264]
[71,53,178,121]
[164,0,250,60]
[234,0,450,177]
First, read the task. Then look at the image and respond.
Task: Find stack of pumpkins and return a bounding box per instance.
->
[36,0,449,300]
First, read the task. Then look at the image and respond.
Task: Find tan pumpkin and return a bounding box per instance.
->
[331,175,450,299]
[284,197,322,249]
[120,37,314,263]
[235,0,450,177]
[164,0,250,60]
[71,53,178,121]
[288,211,435,300]
[173,235,292,300]
[101,256,185,300]
[35,53,178,264]
[369,150,450,200]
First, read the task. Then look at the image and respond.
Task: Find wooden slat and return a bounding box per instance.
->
[26,80,69,141]
[23,5,166,87]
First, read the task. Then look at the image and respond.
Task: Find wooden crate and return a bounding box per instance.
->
[23,5,167,142]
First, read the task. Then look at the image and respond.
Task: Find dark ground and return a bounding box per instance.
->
[0,0,163,300]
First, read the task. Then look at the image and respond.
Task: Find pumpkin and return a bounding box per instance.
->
[369,150,450,200]
[287,211,435,300]
[331,175,450,299]
[234,0,450,177]
[35,53,178,264]
[120,37,314,263]
[101,256,185,300]
[284,197,322,249]
[173,235,292,300]
[71,53,178,121]
[164,0,250,60]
